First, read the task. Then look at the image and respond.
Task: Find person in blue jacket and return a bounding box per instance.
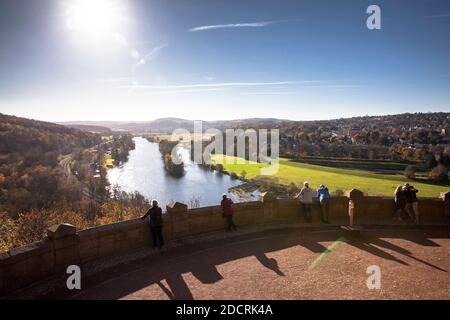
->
[317,185,331,223]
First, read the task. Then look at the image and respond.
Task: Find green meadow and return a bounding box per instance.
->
[211,155,449,198]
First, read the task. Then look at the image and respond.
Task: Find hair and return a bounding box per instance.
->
[394,185,402,195]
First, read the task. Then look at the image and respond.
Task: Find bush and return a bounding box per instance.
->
[230,172,239,180]
[287,182,300,196]
[429,164,448,182]
[0,192,151,253]
[0,212,18,253]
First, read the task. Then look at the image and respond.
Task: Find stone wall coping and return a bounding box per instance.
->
[233,201,263,209]
[77,227,100,239]
[6,239,52,265]
[0,252,11,267]
[189,205,222,216]
[47,223,77,240]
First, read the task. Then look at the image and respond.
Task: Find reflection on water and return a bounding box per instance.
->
[107,137,243,208]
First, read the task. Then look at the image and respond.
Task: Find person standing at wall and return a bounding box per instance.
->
[404,184,420,224]
[317,184,331,223]
[297,181,313,223]
[141,199,164,249]
[221,194,237,232]
[393,185,406,222]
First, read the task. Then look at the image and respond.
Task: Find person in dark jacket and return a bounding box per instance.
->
[317,185,331,223]
[404,184,419,224]
[141,199,164,249]
[393,185,406,221]
[221,194,237,232]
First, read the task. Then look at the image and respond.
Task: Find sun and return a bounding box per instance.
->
[65,0,123,41]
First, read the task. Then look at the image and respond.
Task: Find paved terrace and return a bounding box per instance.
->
[1,190,450,299]
[6,224,450,300]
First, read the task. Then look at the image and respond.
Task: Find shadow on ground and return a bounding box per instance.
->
[37,226,449,300]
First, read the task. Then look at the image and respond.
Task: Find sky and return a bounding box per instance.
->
[0,0,449,122]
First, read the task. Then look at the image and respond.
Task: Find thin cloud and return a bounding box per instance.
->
[270,84,361,90]
[189,20,283,32]
[94,77,135,83]
[156,88,225,95]
[115,81,362,94]
[244,91,296,95]
[116,80,318,90]
[242,84,362,95]
[300,84,362,88]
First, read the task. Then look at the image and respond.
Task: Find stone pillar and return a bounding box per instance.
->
[167,202,189,238]
[47,223,79,272]
[440,191,450,219]
[345,189,364,226]
[260,192,278,224]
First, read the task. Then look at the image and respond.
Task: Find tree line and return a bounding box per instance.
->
[0,114,147,252]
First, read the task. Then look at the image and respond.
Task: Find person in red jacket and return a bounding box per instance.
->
[221,194,237,232]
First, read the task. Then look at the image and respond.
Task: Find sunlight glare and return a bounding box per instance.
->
[66,0,123,41]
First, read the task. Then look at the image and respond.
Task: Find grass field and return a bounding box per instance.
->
[211,155,449,198]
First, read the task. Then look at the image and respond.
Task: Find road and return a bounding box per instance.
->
[58,140,113,203]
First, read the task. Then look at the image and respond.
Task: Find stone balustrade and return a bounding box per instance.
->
[1,190,449,296]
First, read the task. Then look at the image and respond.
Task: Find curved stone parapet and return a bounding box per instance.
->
[1,189,450,296]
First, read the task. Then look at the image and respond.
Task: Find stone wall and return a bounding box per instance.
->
[1,190,449,296]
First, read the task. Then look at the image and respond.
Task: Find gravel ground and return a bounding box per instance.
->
[70,226,450,300]
[6,224,450,300]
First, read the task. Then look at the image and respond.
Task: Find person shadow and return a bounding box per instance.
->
[255,253,285,276]
[157,274,194,300]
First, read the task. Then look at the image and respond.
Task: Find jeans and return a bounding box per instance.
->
[150,225,164,248]
[320,199,330,222]
[303,203,312,222]
[406,202,419,223]
[393,202,406,220]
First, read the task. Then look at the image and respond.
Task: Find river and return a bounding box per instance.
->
[107,137,252,208]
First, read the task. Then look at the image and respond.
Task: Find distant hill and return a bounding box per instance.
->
[59,117,290,134]
[58,113,450,135]
[0,113,102,155]
[59,123,113,134]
